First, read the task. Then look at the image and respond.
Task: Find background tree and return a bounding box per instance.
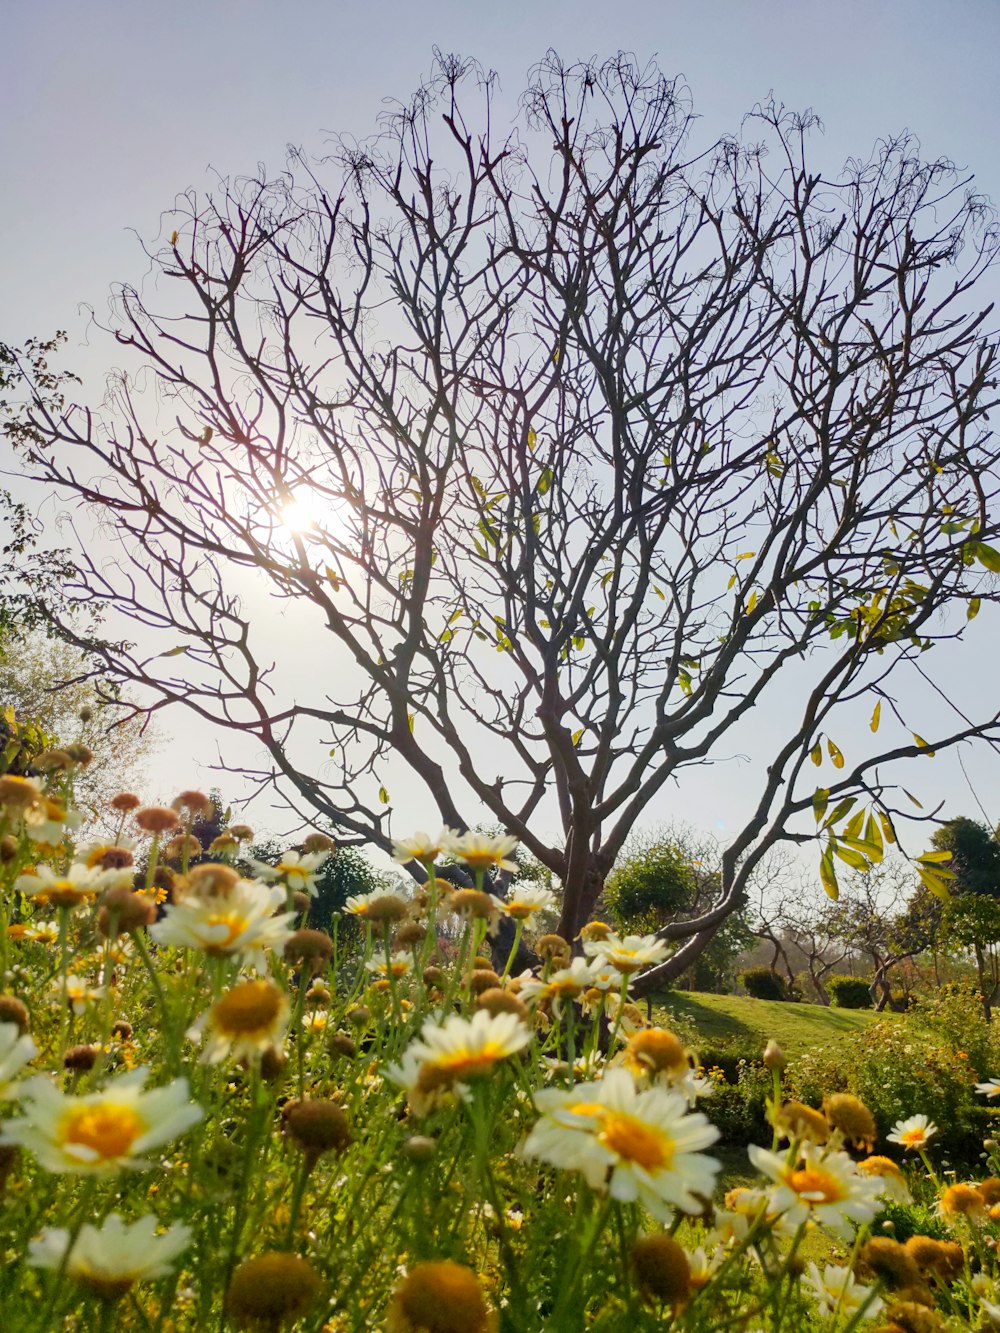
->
[931,816,1000,1015]
[0,629,158,825]
[0,337,79,636]
[828,863,938,1010]
[8,55,1000,985]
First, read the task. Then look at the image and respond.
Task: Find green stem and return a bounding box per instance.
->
[501,919,524,981]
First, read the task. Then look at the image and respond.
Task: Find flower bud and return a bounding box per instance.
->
[763,1039,786,1071]
[226,1253,320,1328]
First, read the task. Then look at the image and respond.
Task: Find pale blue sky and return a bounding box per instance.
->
[3,0,999,850]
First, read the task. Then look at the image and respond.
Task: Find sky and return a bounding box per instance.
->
[3,0,1000,863]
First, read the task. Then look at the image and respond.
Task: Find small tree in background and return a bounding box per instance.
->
[602,838,696,935]
[931,817,1000,1016]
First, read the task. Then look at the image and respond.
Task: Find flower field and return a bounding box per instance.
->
[3,767,1000,1332]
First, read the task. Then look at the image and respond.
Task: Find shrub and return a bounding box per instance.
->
[916,982,1000,1079]
[603,839,695,933]
[827,975,873,1009]
[695,1040,763,1085]
[741,967,787,1001]
[877,1199,950,1243]
[701,1059,772,1146]
[788,1018,983,1166]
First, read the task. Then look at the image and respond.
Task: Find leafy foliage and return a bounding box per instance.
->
[740,967,788,1002]
[826,975,873,1009]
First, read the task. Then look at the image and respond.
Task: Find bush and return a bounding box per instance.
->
[696,1040,762,1085]
[741,967,787,1001]
[603,840,695,933]
[877,1199,950,1243]
[788,1018,983,1166]
[701,1059,772,1146]
[827,975,873,1009]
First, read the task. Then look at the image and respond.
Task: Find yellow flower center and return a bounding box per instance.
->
[900,1128,926,1146]
[787,1166,845,1204]
[418,1044,509,1091]
[549,977,584,996]
[205,912,249,950]
[506,902,536,920]
[213,982,283,1036]
[628,1029,688,1074]
[61,1103,143,1160]
[45,881,94,907]
[598,1110,673,1171]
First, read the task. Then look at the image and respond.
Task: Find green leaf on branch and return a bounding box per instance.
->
[820,845,839,899]
[834,842,872,872]
[822,796,857,830]
[812,788,830,824]
[974,542,1000,573]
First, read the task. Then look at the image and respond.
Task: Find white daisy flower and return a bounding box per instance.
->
[391,830,455,866]
[247,848,329,897]
[583,961,628,994]
[0,1067,203,1173]
[976,1078,1000,1099]
[503,885,558,921]
[444,831,520,874]
[686,1243,725,1289]
[24,797,84,846]
[365,951,413,980]
[188,980,290,1065]
[887,1113,938,1151]
[582,931,669,975]
[711,1186,797,1244]
[856,1155,912,1203]
[519,957,597,1013]
[523,1067,720,1219]
[28,1212,192,1296]
[14,863,108,909]
[802,1261,882,1318]
[343,889,408,919]
[25,919,62,946]
[59,975,105,1016]
[386,1010,531,1114]
[0,1022,37,1100]
[149,879,296,971]
[619,1028,712,1104]
[747,1143,883,1240]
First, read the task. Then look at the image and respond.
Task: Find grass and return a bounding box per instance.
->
[653,990,878,1059]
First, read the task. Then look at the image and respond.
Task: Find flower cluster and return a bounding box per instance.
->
[3,790,1000,1332]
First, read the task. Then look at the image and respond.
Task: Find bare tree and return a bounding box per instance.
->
[748,883,851,1004]
[7,54,1000,983]
[829,865,935,1011]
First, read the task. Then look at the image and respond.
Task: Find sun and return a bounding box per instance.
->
[279,490,328,533]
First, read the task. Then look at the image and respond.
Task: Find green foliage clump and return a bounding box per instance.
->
[789,1018,983,1164]
[700,1059,772,1146]
[932,817,1000,897]
[915,983,1000,1079]
[740,967,787,1002]
[826,975,873,1009]
[602,839,694,933]
[877,1198,950,1243]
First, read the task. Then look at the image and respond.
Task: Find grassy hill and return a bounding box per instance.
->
[654,990,876,1059]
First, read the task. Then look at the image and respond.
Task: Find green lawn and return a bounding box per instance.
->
[654,990,877,1059]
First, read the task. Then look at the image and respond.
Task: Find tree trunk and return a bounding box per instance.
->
[556,853,604,943]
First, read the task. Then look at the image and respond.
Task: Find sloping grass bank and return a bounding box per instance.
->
[655,989,876,1059]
